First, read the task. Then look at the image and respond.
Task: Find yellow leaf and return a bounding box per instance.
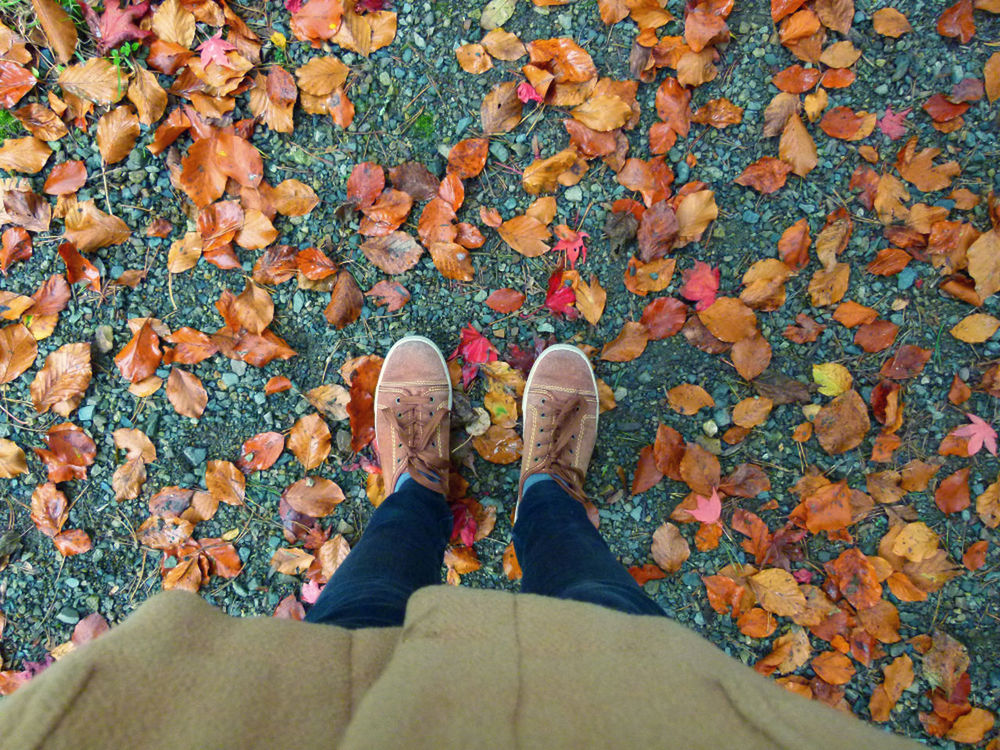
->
[812,362,853,396]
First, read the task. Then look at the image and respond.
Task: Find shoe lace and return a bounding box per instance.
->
[531,391,587,500]
[381,389,449,492]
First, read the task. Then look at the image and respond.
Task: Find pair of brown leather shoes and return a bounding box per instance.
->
[374,336,599,517]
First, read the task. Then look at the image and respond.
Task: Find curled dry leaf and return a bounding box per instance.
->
[31,482,67,537]
[112,458,146,501]
[271,547,315,575]
[1,227,33,275]
[29,341,91,416]
[0,323,38,385]
[115,320,162,383]
[96,106,141,165]
[113,427,156,462]
[34,422,96,482]
[205,460,245,506]
[0,137,51,174]
[325,269,364,329]
[698,297,757,342]
[63,199,131,252]
[950,313,1000,343]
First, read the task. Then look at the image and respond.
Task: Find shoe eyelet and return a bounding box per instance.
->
[395,397,400,403]
[541,398,546,404]
[397,412,402,418]
[571,434,576,439]
[430,396,434,402]
[540,412,545,417]
[536,442,541,448]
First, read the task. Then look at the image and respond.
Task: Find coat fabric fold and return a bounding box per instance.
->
[0,586,923,750]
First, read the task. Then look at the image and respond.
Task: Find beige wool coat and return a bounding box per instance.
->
[0,586,924,749]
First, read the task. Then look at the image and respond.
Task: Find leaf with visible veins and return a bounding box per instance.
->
[679,260,720,311]
[877,106,911,140]
[690,487,722,523]
[952,413,997,456]
[197,31,237,68]
[77,0,151,55]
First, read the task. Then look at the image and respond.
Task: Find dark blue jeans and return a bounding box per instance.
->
[304,478,667,628]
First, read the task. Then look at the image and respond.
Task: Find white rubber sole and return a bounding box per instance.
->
[521,343,599,429]
[375,335,454,409]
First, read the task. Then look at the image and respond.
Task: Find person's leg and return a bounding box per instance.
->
[305,335,454,629]
[515,344,666,617]
[513,477,666,616]
[304,477,452,628]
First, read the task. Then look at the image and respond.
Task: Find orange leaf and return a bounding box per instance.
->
[772,64,820,93]
[811,651,855,685]
[640,297,686,339]
[237,431,285,472]
[962,540,988,570]
[737,607,777,638]
[697,296,757,342]
[283,476,345,517]
[937,0,975,43]
[735,157,793,194]
[447,138,488,179]
[667,383,714,415]
[935,467,970,514]
[824,547,882,610]
[813,389,870,454]
[43,160,87,195]
[631,445,663,495]
[599,321,648,362]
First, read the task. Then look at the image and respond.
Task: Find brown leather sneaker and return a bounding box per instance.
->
[374,336,452,496]
[516,344,599,520]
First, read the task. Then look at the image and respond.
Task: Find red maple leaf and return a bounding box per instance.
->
[877,106,911,140]
[689,487,721,524]
[356,0,392,11]
[679,260,719,311]
[552,228,589,270]
[544,265,577,319]
[517,81,544,104]
[951,413,998,456]
[285,0,303,11]
[301,580,323,604]
[78,0,151,55]
[506,336,555,377]
[450,503,477,546]
[449,324,498,388]
[197,32,238,68]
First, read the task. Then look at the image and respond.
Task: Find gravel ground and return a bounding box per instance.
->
[1,0,998,743]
